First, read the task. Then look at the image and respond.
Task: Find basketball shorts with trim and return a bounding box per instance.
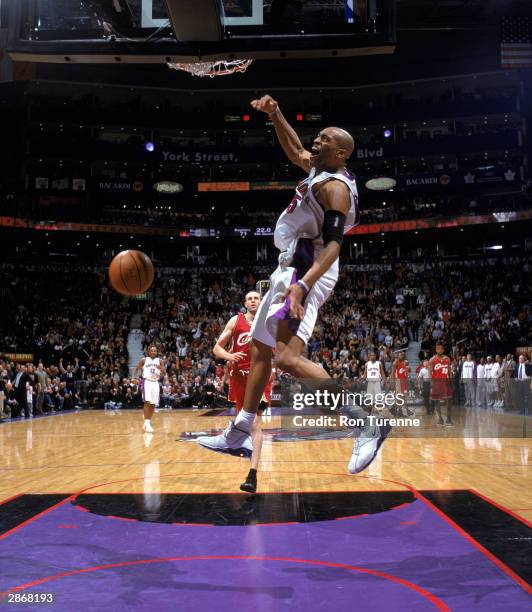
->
[430,379,452,400]
[142,379,160,406]
[250,264,337,348]
[366,380,382,399]
[395,378,409,395]
[229,369,272,411]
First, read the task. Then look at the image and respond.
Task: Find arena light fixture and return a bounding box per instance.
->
[365,177,397,191]
[154,181,183,194]
[145,142,155,152]
[487,245,503,250]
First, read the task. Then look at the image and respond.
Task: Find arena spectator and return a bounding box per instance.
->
[0,255,530,414]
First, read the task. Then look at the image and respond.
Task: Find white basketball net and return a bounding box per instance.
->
[167,58,253,78]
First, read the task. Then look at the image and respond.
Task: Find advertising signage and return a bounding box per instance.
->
[197,181,295,192]
[398,168,520,189]
[2,210,531,238]
[162,146,391,164]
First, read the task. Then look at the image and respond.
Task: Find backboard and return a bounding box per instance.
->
[142,0,265,28]
[5,0,396,63]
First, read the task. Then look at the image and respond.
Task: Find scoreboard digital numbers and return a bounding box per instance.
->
[256,279,271,297]
[254,227,274,236]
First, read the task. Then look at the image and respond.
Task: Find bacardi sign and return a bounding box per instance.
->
[97,180,143,192]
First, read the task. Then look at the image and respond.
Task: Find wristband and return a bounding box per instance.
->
[296,280,310,294]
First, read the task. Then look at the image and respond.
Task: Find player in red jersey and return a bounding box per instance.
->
[210,290,272,492]
[390,352,411,416]
[429,343,453,426]
[391,352,410,395]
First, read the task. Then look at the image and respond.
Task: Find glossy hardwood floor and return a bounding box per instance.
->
[1,409,530,523]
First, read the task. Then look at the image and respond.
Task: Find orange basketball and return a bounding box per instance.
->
[108,250,155,296]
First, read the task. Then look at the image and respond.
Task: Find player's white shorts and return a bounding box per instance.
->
[250,262,337,348]
[366,380,382,399]
[142,379,160,406]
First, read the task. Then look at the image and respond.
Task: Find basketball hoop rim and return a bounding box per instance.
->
[167,58,254,78]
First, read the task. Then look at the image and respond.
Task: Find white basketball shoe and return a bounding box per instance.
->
[348,423,391,474]
[196,421,253,458]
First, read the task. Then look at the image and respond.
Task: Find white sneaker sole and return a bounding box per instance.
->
[196,436,252,458]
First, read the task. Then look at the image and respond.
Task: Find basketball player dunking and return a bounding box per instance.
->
[133,345,166,433]
[196,94,390,490]
[429,343,453,426]
[204,290,272,493]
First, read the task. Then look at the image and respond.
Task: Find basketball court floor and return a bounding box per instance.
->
[0,408,530,610]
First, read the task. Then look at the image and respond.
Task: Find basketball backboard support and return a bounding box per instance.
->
[141,0,264,28]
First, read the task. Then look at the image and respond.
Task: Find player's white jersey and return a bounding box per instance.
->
[143,357,162,382]
[462,360,475,379]
[366,361,382,381]
[274,167,359,269]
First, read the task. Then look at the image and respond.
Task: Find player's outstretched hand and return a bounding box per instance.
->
[250,95,278,115]
[229,352,247,363]
[284,284,305,320]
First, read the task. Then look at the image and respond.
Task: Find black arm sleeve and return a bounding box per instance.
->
[322,210,346,246]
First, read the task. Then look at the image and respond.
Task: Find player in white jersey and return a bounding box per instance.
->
[476,358,487,408]
[491,355,503,408]
[486,355,502,408]
[461,353,476,407]
[133,345,166,433]
[484,356,494,408]
[196,94,390,489]
[361,352,385,408]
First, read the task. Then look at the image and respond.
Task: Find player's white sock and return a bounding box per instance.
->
[234,409,255,433]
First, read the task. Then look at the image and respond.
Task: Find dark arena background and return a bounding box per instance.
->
[0,1,531,610]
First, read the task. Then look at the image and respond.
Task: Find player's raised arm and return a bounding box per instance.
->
[250,95,311,172]
[213,316,246,363]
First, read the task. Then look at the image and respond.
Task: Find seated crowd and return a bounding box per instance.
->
[3,192,530,231]
[0,256,530,416]
[0,263,129,417]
